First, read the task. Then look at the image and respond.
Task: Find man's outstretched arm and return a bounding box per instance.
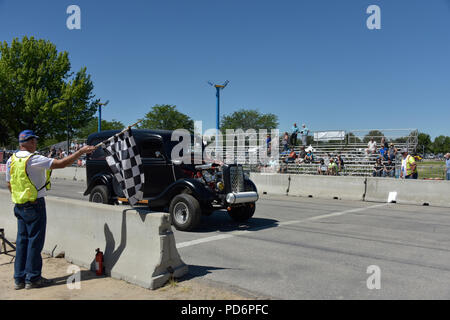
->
[50,145,96,170]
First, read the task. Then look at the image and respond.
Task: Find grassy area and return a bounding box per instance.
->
[417,161,446,179]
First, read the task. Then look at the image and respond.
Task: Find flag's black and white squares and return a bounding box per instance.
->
[102,129,145,205]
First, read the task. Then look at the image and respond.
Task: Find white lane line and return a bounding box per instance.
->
[176,203,389,249]
[278,203,389,226]
[176,234,234,249]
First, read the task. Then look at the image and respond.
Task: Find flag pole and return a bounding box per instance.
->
[94,119,144,148]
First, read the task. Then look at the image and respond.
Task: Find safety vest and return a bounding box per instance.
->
[9,153,52,204]
[405,155,417,176]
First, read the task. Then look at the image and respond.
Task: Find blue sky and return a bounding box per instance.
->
[1,0,449,138]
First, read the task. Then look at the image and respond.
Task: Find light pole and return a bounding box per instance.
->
[64,97,73,154]
[96,100,109,132]
[207,80,229,154]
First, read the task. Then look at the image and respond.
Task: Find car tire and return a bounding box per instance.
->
[228,203,256,223]
[169,194,202,231]
[89,185,112,204]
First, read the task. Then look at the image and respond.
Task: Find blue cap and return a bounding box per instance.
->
[18,130,39,143]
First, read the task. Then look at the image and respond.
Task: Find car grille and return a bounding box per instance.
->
[229,166,245,193]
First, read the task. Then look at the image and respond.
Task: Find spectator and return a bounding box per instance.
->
[400,148,418,179]
[327,158,338,175]
[381,137,388,149]
[366,138,377,155]
[337,155,345,174]
[299,146,307,161]
[282,132,289,152]
[305,149,314,163]
[48,147,56,159]
[266,134,271,154]
[301,124,309,146]
[444,153,450,181]
[290,123,299,147]
[283,149,297,164]
[387,143,397,161]
[286,149,297,163]
[373,158,383,177]
[317,159,328,175]
[379,145,388,161]
[383,159,395,177]
[324,153,331,166]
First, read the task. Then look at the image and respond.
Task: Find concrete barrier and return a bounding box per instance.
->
[289,175,367,201]
[51,166,87,182]
[249,172,290,195]
[365,178,450,207]
[250,173,366,201]
[0,190,188,289]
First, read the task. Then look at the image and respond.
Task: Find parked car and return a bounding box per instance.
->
[83,129,259,231]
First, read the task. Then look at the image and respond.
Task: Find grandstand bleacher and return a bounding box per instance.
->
[226,129,419,177]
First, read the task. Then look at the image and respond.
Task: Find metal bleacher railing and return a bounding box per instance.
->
[218,129,419,177]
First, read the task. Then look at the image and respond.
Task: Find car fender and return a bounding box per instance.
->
[154,178,215,206]
[244,178,258,193]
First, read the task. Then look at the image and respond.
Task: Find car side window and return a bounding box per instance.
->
[140,139,165,160]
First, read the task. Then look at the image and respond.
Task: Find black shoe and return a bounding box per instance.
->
[14,282,25,290]
[25,277,55,289]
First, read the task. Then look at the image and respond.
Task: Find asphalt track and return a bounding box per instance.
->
[1,177,450,299]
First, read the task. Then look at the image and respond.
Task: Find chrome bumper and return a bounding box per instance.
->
[226,191,259,205]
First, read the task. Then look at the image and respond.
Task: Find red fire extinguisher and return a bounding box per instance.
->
[95,248,104,276]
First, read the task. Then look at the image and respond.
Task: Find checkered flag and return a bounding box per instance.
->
[101,128,145,206]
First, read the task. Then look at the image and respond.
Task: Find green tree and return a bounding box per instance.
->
[363,130,385,143]
[417,132,432,154]
[74,118,125,139]
[0,36,99,146]
[137,104,194,132]
[432,135,450,154]
[220,109,278,131]
[346,132,362,144]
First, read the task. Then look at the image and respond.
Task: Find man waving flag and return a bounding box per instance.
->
[101,127,145,206]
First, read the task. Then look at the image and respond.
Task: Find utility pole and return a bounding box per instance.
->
[65,98,73,154]
[207,80,229,155]
[96,100,109,132]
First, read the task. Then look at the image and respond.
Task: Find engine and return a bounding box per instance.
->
[194,163,225,193]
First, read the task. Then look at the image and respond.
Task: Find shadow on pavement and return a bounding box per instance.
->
[179,265,230,281]
[194,210,279,233]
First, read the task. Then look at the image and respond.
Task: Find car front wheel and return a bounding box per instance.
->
[89,185,112,204]
[169,194,202,231]
[228,203,256,222]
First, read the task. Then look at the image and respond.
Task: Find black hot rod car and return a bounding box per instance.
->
[83,129,259,231]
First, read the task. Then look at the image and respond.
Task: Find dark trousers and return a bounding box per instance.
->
[405,172,418,179]
[290,134,297,146]
[14,198,47,284]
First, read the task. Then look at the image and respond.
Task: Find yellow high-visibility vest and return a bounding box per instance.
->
[405,155,417,176]
[9,153,52,204]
